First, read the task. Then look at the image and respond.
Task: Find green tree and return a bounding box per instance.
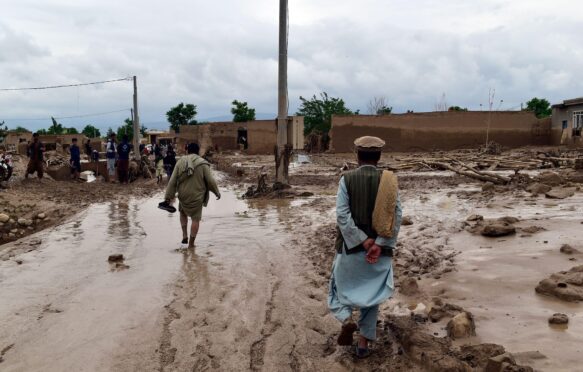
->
[231,100,256,122]
[368,96,392,115]
[12,126,30,133]
[82,124,101,138]
[524,97,552,118]
[106,127,115,137]
[296,92,354,134]
[65,127,79,134]
[116,118,147,141]
[166,103,198,132]
[448,106,468,112]
[47,117,64,135]
[37,129,48,135]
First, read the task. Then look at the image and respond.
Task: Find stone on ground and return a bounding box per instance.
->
[446,311,476,339]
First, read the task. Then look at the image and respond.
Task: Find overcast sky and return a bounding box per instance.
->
[1,0,582,132]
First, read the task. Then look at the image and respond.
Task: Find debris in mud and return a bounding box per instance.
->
[446,311,476,339]
[535,171,564,187]
[485,353,534,372]
[548,313,569,325]
[466,214,484,222]
[108,254,124,263]
[535,265,583,302]
[526,183,552,195]
[480,222,516,237]
[521,226,545,234]
[459,343,505,368]
[243,173,311,199]
[401,216,414,226]
[428,302,463,323]
[399,277,420,296]
[480,141,503,155]
[545,187,576,199]
[108,254,130,271]
[560,244,579,255]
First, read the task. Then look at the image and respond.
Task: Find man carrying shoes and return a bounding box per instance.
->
[162,143,221,248]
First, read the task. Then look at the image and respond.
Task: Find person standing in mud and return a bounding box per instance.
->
[163,143,220,248]
[70,138,81,180]
[25,133,45,180]
[328,136,402,358]
[117,135,132,184]
[163,144,177,181]
[106,133,117,182]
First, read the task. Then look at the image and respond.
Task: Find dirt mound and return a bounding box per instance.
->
[535,265,583,302]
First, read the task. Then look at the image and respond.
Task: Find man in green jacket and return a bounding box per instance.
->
[164,143,221,248]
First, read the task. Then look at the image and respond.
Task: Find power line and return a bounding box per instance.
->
[0,77,133,92]
[1,108,131,121]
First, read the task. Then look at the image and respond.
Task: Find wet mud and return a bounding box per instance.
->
[2,149,583,371]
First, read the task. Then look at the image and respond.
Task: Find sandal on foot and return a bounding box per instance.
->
[355,346,371,359]
[337,321,358,346]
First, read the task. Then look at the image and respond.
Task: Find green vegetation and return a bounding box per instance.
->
[448,106,468,112]
[116,118,147,141]
[231,100,256,122]
[82,124,101,138]
[296,92,354,135]
[524,97,552,118]
[166,103,198,132]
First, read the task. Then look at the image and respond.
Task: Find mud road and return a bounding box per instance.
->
[0,189,353,372]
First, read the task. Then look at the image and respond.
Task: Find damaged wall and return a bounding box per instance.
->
[329,111,551,152]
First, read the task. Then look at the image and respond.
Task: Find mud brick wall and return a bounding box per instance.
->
[179,120,279,155]
[247,120,276,155]
[330,111,551,152]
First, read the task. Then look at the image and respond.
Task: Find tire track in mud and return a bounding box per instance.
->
[158,303,181,372]
[249,279,282,371]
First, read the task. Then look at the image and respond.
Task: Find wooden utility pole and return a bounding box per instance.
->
[132,76,140,159]
[275,0,290,184]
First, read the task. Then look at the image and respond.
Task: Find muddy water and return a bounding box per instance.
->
[411,187,583,371]
[0,190,341,372]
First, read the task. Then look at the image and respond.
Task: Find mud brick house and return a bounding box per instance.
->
[551,97,583,147]
[329,111,551,152]
[177,117,304,155]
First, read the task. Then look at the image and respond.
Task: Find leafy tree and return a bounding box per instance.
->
[82,124,101,138]
[296,92,354,134]
[12,126,30,133]
[448,106,468,112]
[37,129,48,135]
[47,117,64,135]
[106,127,115,137]
[166,103,198,132]
[116,118,147,141]
[231,100,256,122]
[65,127,79,134]
[524,97,552,118]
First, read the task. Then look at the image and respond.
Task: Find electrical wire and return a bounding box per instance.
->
[0,77,133,92]
[1,108,131,121]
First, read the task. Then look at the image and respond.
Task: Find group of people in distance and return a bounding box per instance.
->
[24,132,178,184]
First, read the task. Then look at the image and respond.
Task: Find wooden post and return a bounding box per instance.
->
[275,0,290,184]
[132,76,140,159]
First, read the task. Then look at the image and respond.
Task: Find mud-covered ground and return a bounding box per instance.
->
[1,148,582,371]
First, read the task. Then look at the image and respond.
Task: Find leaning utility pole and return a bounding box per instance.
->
[132,76,141,159]
[275,0,290,184]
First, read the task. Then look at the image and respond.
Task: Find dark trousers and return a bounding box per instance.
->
[117,159,129,183]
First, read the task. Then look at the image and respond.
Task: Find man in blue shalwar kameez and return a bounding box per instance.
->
[328,136,402,358]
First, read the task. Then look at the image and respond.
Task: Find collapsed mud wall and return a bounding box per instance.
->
[329,112,551,153]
